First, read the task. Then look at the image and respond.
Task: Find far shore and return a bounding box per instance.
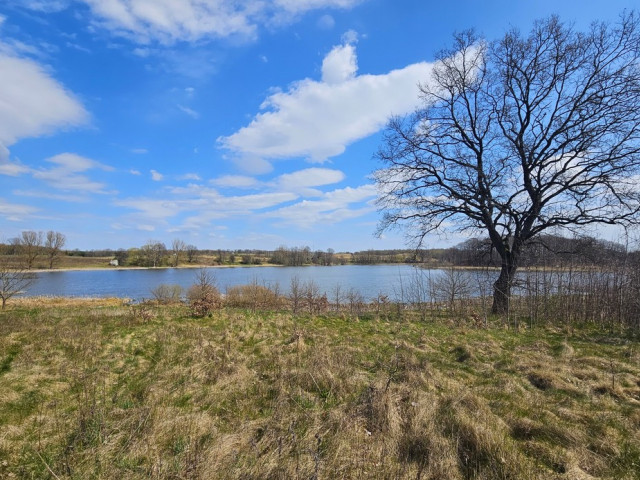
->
[31,263,285,273]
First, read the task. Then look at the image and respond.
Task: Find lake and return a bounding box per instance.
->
[26,264,448,301]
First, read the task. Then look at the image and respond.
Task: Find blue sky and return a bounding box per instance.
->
[0,0,636,251]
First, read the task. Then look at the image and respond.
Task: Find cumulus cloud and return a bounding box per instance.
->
[0,50,88,161]
[321,43,357,84]
[58,0,364,44]
[218,40,435,163]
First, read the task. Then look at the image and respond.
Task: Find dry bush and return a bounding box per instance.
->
[151,284,183,304]
[187,270,221,317]
[225,283,284,311]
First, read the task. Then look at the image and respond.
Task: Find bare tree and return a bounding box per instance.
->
[375,13,640,313]
[0,255,37,309]
[20,231,43,269]
[171,239,186,267]
[45,231,66,269]
[185,244,198,264]
[140,240,166,268]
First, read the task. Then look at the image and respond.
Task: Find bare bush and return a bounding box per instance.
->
[150,284,183,304]
[187,270,221,317]
[432,267,473,314]
[225,280,284,311]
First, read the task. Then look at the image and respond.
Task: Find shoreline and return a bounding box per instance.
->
[30,263,283,273]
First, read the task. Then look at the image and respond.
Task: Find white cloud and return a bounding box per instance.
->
[321,43,357,84]
[20,1,70,13]
[317,14,335,30]
[341,29,358,44]
[231,154,274,175]
[130,169,141,175]
[218,41,435,163]
[32,153,112,193]
[275,167,345,196]
[0,160,30,176]
[210,174,259,188]
[177,104,200,119]
[267,184,376,228]
[13,189,87,203]
[115,185,298,227]
[178,173,201,180]
[72,0,363,44]
[0,32,88,160]
[151,169,164,181]
[47,152,112,171]
[131,147,148,154]
[0,198,39,221]
[132,47,151,57]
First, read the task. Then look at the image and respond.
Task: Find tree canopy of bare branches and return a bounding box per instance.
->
[45,231,66,269]
[374,13,640,313]
[20,230,43,269]
[0,255,37,309]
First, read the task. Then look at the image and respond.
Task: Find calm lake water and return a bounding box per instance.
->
[26,264,446,301]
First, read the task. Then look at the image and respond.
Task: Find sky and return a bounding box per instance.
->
[0,0,637,251]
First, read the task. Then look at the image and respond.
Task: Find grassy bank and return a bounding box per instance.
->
[1,299,639,479]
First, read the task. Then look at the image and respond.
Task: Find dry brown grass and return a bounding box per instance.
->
[0,299,639,479]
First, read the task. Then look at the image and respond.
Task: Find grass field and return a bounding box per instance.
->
[1,299,639,479]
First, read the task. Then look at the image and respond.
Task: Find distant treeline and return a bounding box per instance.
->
[6,233,629,269]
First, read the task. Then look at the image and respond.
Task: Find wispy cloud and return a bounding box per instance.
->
[177,104,200,119]
[12,189,88,203]
[275,167,345,196]
[59,0,364,44]
[0,197,39,221]
[0,160,30,176]
[317,14,335,30]
[267,184,377,228]
[32,153,112,193]
[178,173,201,181]
[210,174,259,189]
[0,32,88,161]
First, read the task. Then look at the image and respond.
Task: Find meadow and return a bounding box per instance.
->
[1,296,639,479]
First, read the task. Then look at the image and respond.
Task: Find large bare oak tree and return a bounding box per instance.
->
[374,13,640,313]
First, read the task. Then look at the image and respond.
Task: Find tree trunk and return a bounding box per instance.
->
[492,260,518,314]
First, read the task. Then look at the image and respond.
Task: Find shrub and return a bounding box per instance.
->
[187,270,221,316]
[225,282,284,311]
[150,284,183,304]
